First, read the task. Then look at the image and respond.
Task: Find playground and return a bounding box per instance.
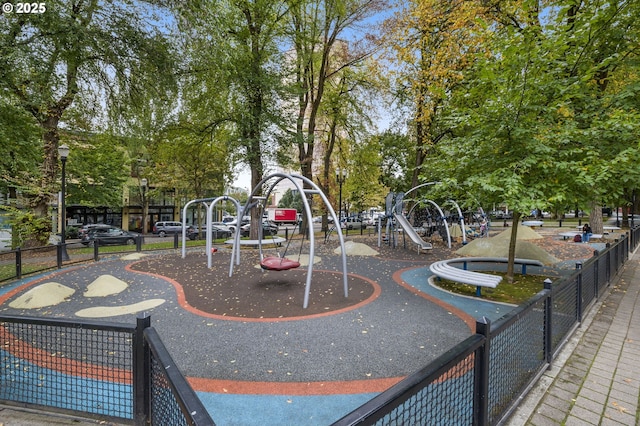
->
[0,225,604,425]
[0,176,612,425]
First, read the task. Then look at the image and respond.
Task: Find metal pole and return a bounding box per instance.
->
[141,178,148,235]
[60,152,69,261]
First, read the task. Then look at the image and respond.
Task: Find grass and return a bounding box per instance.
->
[435,272,546,304]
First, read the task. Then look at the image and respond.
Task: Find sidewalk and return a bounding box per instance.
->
[508,249,640,425]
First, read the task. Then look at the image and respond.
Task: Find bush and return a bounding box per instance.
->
[66,226,79,239]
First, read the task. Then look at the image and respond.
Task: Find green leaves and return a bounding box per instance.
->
[424,0,640,217]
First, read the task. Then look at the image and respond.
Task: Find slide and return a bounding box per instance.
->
[394,213,433,252]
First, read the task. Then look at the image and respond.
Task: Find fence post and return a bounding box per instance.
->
[134,314,152,425]
[544,278,553,364]
[625,232,630,261]
[575,263,583,323]
[606,243,611,285]
[136,235,143,252]
[474,317,491,426]
[173,233,179,249]
[16,248,22,279]
[593,250,599,298]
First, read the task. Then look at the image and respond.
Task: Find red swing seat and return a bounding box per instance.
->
[260,256,301,271]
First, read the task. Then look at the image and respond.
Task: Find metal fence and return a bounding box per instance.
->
[333,228,638,426]
[0,239,139,282]
[0,314,214,425]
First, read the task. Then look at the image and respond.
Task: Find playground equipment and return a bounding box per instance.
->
[181,195,243,277]
[379,182,482,250]
[251,195,301,271]
[234,173,348,309]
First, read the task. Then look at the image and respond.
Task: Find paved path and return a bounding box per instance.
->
[508,248,640,425]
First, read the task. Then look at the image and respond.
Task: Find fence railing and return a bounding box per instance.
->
[0,314,214,425]
[0,238,142,283]
[332,227,639,426]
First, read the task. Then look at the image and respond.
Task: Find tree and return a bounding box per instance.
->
[278,189,304,211]
[150,125,230,202]
[376,130,415,192]
[438,0,640,281]
[0,0,176,243]
[178,0,289,238]
[60,133,129,208]
[348,137,388,214]
[286,0,386,188]
[383,0,487,189]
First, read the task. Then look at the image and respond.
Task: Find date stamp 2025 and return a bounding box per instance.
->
[2,2,47,14]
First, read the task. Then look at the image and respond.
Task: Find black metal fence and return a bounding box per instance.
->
[0,314,214,425]
[0,237,142,283]
[332,228,638,426]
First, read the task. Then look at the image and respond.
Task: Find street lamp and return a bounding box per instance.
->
[336,167,347,221]
[58,144,70,261]
[141,178,148,234]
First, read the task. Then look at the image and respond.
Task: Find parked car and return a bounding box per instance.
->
[81,228,141,246]
[240,221,279,237]
[342,217,366,230]
[187,225,232,240]
[362,216,378,226]
[226,219,250,233]
[152,221,183,237]
[78,224,117,239]
[491,211,513,219]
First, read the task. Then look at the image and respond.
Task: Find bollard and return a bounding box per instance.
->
[16,247,22,279]
[93,240,99,260]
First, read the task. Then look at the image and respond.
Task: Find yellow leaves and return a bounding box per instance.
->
[387,0,489,120]
[557,105,573,118]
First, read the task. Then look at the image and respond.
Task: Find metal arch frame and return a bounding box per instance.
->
[385,182,442,248]
[206,197,242,275]
[423,199,452,249]
[181,197,221,258]
[180,196,243,277]
[398,181,442,204]
[238,172,348,309]
[404,198,456,249]
[445,199,467,245]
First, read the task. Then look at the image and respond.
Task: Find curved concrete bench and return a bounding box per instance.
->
[429,257,544,296]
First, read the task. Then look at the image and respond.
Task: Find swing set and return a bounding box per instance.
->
[203,173,348,309]
[259,213,304,271]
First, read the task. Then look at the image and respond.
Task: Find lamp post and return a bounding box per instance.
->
[141,178,148,234]
[58,144,70,261]
[336,168,347,221]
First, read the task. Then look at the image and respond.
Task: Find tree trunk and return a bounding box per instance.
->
[506,211,521,283]
[587,200,603,234]
[33,118,62,219]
